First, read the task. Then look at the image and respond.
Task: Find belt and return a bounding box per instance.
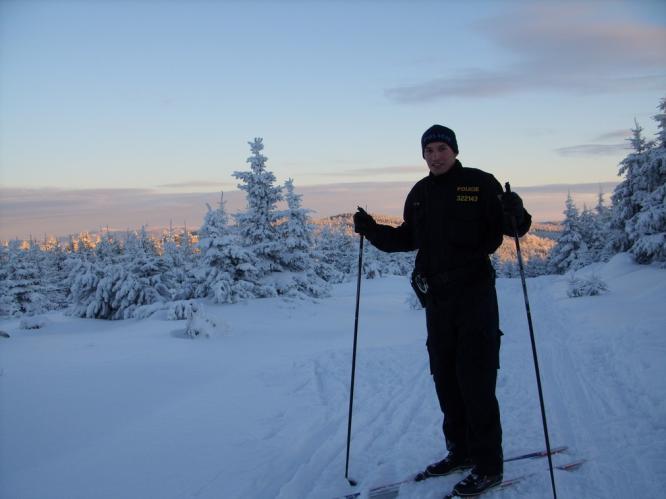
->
[416,259,493,295]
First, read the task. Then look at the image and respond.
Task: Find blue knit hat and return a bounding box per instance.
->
[421,125,458,157]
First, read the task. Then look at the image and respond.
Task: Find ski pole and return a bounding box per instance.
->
[344,230,364,487]
[505,182,558,499]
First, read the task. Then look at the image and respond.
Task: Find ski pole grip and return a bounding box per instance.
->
[505,182,512,194]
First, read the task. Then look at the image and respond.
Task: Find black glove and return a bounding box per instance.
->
[353,207,377,236]
[501,191,524,223]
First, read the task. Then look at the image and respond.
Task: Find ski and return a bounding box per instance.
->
[332,446,571,499]
[442,459,586,499]
[504,445,568,462]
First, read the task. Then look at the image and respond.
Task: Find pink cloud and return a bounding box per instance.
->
[386,4,666,102]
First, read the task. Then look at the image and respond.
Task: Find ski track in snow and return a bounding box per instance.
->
[1,256,665,499]
[497,267,666,499]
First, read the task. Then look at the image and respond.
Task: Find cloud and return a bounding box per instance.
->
[386,4,666,102]
[555,127,633,157]
[555,143,630,157]
[592,129,632,142]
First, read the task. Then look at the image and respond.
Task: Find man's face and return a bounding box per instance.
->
[424,141,457,176]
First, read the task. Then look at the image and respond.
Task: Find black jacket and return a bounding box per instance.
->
[366,161,531,278]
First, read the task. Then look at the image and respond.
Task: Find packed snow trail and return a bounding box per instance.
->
[1,255,664,499]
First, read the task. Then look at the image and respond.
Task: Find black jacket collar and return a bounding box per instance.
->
[428,160,463,183]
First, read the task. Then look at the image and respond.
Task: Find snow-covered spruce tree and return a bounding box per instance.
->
[232,138,284,297]
[278,178,314,272]
[162,222,180,266]
[578,205,598,261]
[592,189,613,262]
[71,227,172,320]
[311,224,346,283]
[548,192,589,274]
[627,98,666,264]
[607,120,649,255]
[162,222,196,301]
[176,224,196,261]
[194,192,257,303]
[0,240,47,317]
[377,248,415,277]
[362,244,383,279]
[68,258,106,318]
[112,227,173,318]
[96,230,123,263]
[272,178,331,297]
[0,243,9,314]
[72,231,98,256]
[362,241,414,278]
[566,273,609,298]
[524,255,549,277]
[313,219,357,281]
[40,238,70,310]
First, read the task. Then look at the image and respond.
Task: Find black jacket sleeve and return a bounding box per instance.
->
[364,188,418,253]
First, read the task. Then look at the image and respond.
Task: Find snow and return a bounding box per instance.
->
[1,254,665,499]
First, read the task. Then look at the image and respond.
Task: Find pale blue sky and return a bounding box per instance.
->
[1,0,665,238]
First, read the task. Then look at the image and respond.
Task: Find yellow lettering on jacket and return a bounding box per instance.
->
[456,195,478,202]
[456,186,480,192]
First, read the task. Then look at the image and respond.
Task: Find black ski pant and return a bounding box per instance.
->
[425,279,503,475]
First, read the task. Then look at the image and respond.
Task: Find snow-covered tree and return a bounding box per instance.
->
[162,222,181,267]
[627,98,666,263]
[548,192,589,274]
[269,178,331,298]
[70,226,172,319]
[566,273,609,298]
[41,235,60,252]
[607,120,649,254]
[96,230,123,263]
[578,205,598,260]
[178,224,196,260]
[124,226,158,258]
[277,178,315,272]
[194,192,257,303]
[0,240,47,317]
[314,219,357,281]
[233,138,284,283]
[68,258,104,318]
[592,189,613,262]
[162,222,195,301]
[40,239,70,310]
[72,231,98,255]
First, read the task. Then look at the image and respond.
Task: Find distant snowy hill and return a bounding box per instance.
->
[314,214,559,266]
[1,253,664,499]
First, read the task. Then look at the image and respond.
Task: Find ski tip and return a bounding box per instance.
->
[557,458,587,471]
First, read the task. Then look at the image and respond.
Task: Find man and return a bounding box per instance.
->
[353,125,530,497]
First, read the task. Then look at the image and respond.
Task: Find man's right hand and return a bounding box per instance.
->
[353,207,377,236]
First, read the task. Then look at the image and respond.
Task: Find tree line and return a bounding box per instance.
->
[1,97,664,320]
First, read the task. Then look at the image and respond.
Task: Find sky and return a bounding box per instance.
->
[1,0,665,239]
